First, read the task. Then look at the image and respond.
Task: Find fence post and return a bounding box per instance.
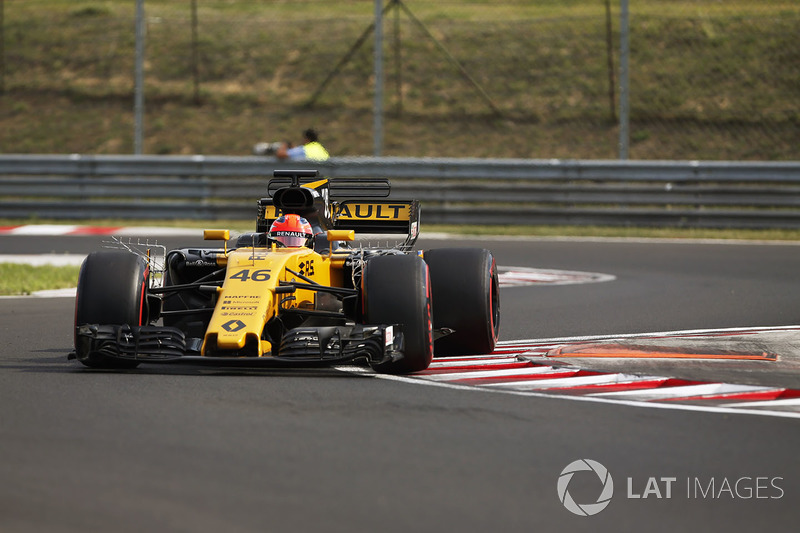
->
[373,0,384,157]
[191,0,200,105]
[134,0,145,154]
[1,0,6,94]
[618,0,630,160]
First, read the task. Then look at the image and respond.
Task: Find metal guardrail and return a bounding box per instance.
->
[1,155,799,228]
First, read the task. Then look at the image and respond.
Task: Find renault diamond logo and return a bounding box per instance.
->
[221,319,246,332]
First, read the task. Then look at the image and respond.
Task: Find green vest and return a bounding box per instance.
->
[305,142,329,161]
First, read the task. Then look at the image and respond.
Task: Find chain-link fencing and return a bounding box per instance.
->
[1,0,797,160]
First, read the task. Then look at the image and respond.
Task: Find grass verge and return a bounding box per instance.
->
[0,264,81,296]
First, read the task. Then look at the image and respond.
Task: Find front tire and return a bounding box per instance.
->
[425,248,500,356]
[362,255,433,374]
[74,251,149,368]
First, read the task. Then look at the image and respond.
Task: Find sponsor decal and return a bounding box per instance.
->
[336,203,410,221]
[221,319,246,332]
[298,259,315,277]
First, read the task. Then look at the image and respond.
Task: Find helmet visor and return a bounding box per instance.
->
[272,231,308,248]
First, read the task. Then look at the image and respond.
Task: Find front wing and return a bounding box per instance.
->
[72,323,406,367]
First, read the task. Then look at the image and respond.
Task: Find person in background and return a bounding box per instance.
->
[276,128,330,161]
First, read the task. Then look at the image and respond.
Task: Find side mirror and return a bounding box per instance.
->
[204,229,230,254]
[326,230,355,242]
[203,229,230,241]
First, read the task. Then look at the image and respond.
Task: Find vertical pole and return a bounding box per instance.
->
[191,0,200,105]
[373,0,384,156]
[604,0,616,121]
[134,0,145,154]
[618,0,630,159]
[1,0,6,95]
[393,2,402,115]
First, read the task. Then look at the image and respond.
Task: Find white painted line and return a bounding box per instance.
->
[432,353,520,362]
[427,356,521,368]
[484,372,639,390]
[31,288,76,298]
[115,227,203,237]
[498,266,615,287]
[0,254,86,266]
[0,287,77,299]
[422,365,561,381]
[6,225,80,235]
[590,383,772,400]
[0,224,204,237]
[724,398,800,408]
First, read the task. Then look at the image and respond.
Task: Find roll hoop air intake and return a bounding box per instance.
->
[271,170,321,215]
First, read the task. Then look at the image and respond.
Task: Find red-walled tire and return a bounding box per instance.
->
[362,254,433,374]
[424,248,500,356]
[74,251,149,368]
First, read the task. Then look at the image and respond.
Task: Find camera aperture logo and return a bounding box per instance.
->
[557,459,614,516]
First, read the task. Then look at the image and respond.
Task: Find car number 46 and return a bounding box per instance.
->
[230,269,271,282]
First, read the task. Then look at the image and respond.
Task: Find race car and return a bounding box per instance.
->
[71,170,500,374]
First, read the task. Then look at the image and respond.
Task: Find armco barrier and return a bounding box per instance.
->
[1,155,799,228]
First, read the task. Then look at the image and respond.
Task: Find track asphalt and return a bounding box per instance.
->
[1,226,798,532]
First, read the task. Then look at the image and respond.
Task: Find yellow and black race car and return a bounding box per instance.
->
[72,170,499,374]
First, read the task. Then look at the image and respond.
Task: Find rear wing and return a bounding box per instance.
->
[333,199,419,237]
[257,172,420,248]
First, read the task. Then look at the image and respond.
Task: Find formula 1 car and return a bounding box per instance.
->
[71,170,499,374]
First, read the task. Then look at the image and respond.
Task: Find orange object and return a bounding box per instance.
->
[547,343,776,361]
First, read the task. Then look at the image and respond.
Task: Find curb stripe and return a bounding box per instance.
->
[592,383,774,401]
[0,225,200,237]
[408,328,800,417]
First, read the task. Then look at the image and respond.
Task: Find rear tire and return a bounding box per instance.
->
[425,248,500,356]
[362,255,433,374]
[74,251,149,368]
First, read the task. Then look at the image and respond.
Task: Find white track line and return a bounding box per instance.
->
[427,356,521,368]
[0,254,86,266]
[725,398,800,409]
[422,365,564,381]
[591,383,776,400]
[483,372,643,390]
[2,225,82,235]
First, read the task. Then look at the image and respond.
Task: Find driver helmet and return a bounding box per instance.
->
[269,214,313,248]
